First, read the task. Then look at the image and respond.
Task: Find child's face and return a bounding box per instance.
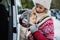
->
[30,13,37,24]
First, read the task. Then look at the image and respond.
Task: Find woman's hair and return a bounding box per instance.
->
[44,8,48,13]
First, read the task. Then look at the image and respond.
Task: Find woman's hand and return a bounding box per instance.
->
[29,24,38,33]
[28,33,34,40]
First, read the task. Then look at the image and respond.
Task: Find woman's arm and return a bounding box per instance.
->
[29,18,54,40]
[32,18,54,40]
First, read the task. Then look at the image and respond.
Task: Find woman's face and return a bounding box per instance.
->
[36,3,45,13]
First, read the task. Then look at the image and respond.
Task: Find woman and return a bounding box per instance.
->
[29,0,54,40]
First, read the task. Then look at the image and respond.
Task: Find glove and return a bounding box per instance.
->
[29,24,38,33]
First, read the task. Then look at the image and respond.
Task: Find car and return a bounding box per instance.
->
[50,9,60,20]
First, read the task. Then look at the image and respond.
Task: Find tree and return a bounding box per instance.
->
[51,0,60,10]
[21,0,34,9]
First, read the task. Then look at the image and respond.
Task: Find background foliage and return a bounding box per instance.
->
[20,0,60,10]
[21,0,34,9]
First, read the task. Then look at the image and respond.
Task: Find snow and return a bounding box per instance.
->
[52,16,60,40]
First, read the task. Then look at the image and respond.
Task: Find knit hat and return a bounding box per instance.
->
[33,0,52,9]
[21,10,32,24]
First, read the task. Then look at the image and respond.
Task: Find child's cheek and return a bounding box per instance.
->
[30,18,33,22]
[30,16,37,24]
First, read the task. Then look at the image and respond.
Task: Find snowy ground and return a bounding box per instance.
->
[52,16,60,40]
[13,15,60,40]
